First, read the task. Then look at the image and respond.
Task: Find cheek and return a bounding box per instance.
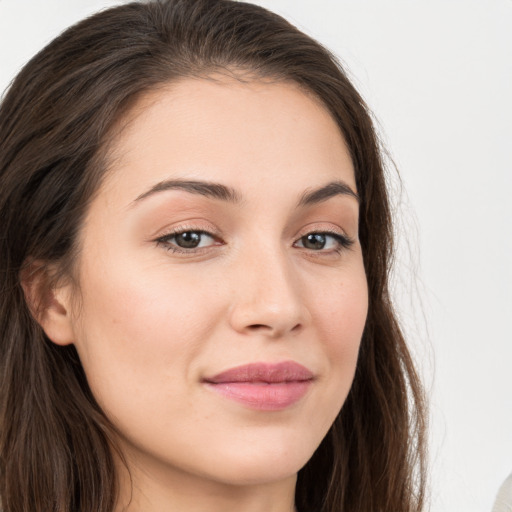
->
[72,258,223,410]
[312,262,368,353]
[308,261,368,410]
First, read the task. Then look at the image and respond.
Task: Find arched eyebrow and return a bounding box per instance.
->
[297,180,359,206]
[131,178,358,207]
[132,179,241,205]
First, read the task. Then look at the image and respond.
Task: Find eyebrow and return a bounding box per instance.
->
[297,180,359,206]
[132,179,241,205]
[131,178,358,207]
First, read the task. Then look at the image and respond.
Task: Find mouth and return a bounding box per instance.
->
[202,361,315,411]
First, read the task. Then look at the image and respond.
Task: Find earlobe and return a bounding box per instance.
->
[20,261,76,346]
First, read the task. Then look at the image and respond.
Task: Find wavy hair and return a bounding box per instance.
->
[0,1,427,510]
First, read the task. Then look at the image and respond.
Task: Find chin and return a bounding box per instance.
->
[194,431,321,486]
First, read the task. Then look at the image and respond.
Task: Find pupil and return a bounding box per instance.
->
[176,232,201,248]
[303,233,326,250]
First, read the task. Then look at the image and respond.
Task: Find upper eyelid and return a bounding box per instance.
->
[154,222,220,239]
[294,224,351,240]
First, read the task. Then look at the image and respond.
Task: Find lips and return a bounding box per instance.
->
[203,361,314,411]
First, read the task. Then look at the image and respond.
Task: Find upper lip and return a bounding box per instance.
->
[203,361,314,384]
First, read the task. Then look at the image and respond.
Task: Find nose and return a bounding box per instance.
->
[228,249,309,338]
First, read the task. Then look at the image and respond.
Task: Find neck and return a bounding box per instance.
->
[114,450,298,512]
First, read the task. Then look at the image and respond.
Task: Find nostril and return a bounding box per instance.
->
[246,323,302,334]
[247,324,269,330]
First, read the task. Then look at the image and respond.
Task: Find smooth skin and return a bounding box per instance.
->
[35,77,368,512]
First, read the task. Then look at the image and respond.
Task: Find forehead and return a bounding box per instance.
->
[101,76,356,206]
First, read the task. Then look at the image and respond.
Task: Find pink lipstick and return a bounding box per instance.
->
[203,361,314,411]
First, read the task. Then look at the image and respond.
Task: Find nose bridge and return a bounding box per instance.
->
[229,241,307,336]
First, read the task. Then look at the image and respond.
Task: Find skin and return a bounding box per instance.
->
[39,77,368,512]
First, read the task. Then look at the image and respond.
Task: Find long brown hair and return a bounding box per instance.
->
[0,1,427,511]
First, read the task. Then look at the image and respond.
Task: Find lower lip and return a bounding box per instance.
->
[204,381,312,411]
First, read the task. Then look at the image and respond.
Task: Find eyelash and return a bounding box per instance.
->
[156,229,219,254]
[294,230,354,253]
[155,227,354,255]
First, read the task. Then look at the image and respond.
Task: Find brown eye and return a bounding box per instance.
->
[157,230,217,252]
[174,231,202,248]
[295,232,353,252]
[301,233,327,250]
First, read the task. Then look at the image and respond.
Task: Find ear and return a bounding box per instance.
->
[20,260,76,346]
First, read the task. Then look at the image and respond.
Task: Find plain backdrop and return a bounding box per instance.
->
[1,1,511,511]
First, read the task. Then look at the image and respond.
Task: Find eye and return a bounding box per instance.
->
[156,230,217,252]
[294,232,353,252]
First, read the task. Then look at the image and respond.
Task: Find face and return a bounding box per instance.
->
[66,78,367,489]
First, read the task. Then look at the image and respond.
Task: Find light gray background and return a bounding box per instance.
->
[1,1,511,511]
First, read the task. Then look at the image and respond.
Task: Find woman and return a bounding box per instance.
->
[0,1,427,511]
